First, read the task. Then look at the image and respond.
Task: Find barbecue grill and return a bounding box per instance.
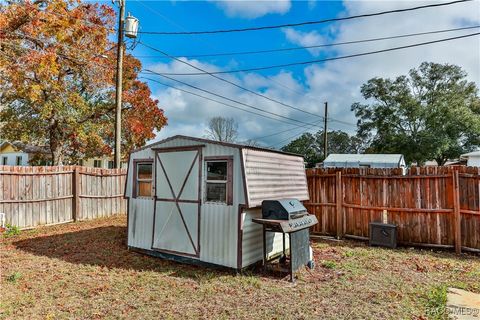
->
[253,198,318,281]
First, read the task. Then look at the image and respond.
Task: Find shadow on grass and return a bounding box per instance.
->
[12,226,286,281]
[12,226,238,280]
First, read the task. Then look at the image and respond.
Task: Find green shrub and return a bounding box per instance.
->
[7,272,21,283]
[4,224,20,237]
[322,261,337,269]
[425,285,447,320]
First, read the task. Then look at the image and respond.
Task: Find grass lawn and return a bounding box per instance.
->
[1,215,479,319]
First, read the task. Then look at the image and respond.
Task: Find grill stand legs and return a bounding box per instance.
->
[261,226,295,282]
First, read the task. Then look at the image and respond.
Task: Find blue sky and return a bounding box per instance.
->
[128,0,344,79]
[118,0,480,148]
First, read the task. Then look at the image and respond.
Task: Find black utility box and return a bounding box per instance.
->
[369,222,397,248]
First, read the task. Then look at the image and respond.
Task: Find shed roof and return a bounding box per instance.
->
[324,153,404,165]
[132,135,302,157]
[461,151,480,157]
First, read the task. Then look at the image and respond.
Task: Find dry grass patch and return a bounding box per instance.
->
[1,216,479,319]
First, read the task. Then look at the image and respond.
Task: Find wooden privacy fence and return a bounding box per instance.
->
[305,166,480,253]
[0,165,127,229]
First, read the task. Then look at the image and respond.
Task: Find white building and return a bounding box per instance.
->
[124,135,309,270]
[0,141,50,166]
[461,151,480,167]
[322,153,406,171]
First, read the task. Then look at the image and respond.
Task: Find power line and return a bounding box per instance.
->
[253,120,323,140]
[140,75,314,127]
[138,41,356,126]
[142,69,324,128]
[268,122,321,149]
[142,74,333,146]
[133,25,480,59]
[154,32,480,75]
[136,0,471,35]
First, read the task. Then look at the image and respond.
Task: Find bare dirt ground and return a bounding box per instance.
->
[1,215,479,319]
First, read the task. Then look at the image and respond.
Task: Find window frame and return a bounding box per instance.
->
[2,156,7,165]
[133,159,154,199]
[93,159,102,168]
[16,156,22,166]
[204,156,233,205]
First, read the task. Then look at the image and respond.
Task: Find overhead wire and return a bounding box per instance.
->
[253,119,324,140]
[133,25,480,59]
[142,69,324,127]
[136,0,472,35]
[131,0,354,135]
[151,32,480,75]
[140,75,317,127]
[268,122,321,148]
[138,41,356,126]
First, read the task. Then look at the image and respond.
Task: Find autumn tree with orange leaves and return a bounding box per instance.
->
[0,0,167,165]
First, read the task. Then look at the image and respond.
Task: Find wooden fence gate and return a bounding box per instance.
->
[0,165,127,229]
[305,166,480,253]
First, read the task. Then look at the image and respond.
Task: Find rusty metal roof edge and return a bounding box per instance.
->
[130,135,305,158]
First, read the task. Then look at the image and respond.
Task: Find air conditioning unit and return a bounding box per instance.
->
[369,222,397,248]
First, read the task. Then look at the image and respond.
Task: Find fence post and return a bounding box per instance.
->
[72,166,80,222]
[336,170,343,239]
[453,170,461,254]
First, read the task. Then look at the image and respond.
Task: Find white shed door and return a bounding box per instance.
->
[153,147,201,257]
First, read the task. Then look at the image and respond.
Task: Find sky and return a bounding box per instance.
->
[120,0,480,148]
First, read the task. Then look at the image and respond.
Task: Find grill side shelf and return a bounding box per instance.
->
[252,215,318,233]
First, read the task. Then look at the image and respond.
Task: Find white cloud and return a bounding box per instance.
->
[282,28,328,56]
[146,0,480,148]
[209,0,291,19]
[284,0,480,133]
[146,59,328,146]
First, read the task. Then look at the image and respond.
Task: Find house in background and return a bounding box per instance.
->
[79,157,128,169]
[460,151,480,167]
[0,141,51,166]
[0,141,127,168]
[321,153,406,172]
[80,157,115,169]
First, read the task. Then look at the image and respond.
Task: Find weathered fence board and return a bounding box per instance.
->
[305,166,480,253]
[0,165,127,229]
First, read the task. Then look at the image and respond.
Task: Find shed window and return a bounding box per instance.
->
[205,158,232,205]
[2,157,7,165]
[16,156,22,165]
[108,160,114,169]
[135,162,153,197]
[93,160,102,168]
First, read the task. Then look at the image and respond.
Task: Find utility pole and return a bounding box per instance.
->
[114,0,125,169]
[323,101,328,160]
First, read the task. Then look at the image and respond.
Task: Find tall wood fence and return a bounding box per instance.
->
[305,166,480,253]
[0,165,127,229]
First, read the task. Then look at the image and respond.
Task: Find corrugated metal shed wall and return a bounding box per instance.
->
[126,147,155,250]
[241,208,289,268]
[242,148,309,208]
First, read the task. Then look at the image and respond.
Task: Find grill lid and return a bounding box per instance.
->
[262,198,308,220]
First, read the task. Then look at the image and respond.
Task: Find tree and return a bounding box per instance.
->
[0,0,167,165]
[281,130,361,167]
[205,117,238,142]
[352,62,480,165]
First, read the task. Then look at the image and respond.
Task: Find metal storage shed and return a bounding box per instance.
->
[124,135,309,270]
[322,154,406,170]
